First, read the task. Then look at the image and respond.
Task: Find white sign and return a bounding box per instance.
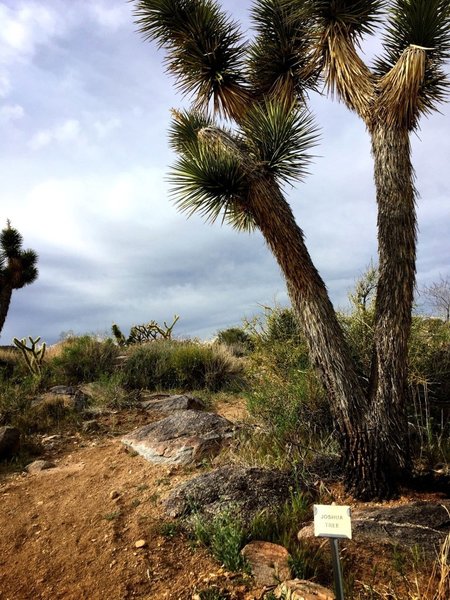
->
[313,504,352,539]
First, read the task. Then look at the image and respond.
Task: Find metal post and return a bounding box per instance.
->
[329,537,345,600]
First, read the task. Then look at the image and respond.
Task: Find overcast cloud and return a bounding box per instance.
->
[1,0,449,344]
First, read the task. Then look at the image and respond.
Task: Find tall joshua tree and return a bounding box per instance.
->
[132,0,449,499]
[0,221,38,335]
[253,0,450,495]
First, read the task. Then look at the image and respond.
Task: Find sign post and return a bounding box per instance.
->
[313,503,352,600]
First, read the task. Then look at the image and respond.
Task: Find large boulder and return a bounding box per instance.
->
[165,465,294,523]
[139,393,205,413]
[121,410,235,465]
[298,501,450,555]
[0,426,20,459]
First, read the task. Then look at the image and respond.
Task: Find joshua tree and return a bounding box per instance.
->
[132,0,449,499]
[0,221,38,335]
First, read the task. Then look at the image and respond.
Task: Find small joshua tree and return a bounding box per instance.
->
[0,221,38,336]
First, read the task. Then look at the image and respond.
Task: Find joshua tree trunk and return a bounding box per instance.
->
[248,178,382,489]
[0,285,13,336]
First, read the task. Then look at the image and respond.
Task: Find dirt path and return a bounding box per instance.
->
[0,409,248,600]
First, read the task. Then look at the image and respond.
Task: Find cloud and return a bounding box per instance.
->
[0,73,11,98]
[93,116,121,139]
[88,2,131,31]
[29,118,81,150]
[0,103,25,123]
[0,3,61,65]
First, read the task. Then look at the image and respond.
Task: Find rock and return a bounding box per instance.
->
[0,426,20,459]
[165,465,293,523]
[25,460,56,473]
[121,410,235,466]
[274,580,335,600]
[139,393,205,413]
[49,385,77,395]
[241,541,291,587]
[109,490,120,500]
[135,539,147,548]
[298,501,450,555]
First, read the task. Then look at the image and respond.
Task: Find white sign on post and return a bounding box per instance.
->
[313,504,352,540]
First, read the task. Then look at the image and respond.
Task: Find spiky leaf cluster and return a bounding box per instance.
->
[376,0,450,118]
[306,0,386,39]
[168,101,318,230]
[248,0,319,102]
[133,0,248,116]
[0,223,38,289]
[241,100,318,185]
[169,110,252,230]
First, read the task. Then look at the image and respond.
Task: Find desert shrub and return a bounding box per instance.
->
[0,376,76,434]
[82,373,136,410]
[0,346,24,379]
[122,340,244,391]
[216,326,254,356]
[190,507,248,572]
[47,335,120,384]
[246,306,310,378]
[246,370,329,450]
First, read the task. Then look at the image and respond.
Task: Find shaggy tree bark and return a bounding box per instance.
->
[0,285,13,336]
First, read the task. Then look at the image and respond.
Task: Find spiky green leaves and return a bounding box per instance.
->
[248,0,319,103]
[168,102,318,231]
[375,0,450,125]
[133,0,249,118]
[169,110,253,231]
[241,100,318,186]
[308,0,386,39]
[0,224,23,259]
[0,222,38,289]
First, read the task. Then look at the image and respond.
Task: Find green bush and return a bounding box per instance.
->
[47,335,120,384]
[190,507,248,572]
[246,370,329,450]
[0,376,76,435]
[216,326,254,356]
[122,340,243,391]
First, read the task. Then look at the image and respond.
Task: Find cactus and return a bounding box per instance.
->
[13,335,46,376]
[111,315,179,346]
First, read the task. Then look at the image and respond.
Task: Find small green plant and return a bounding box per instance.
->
[190,508,248,572]
[196,587,231,600]
[13,336,46,376]
[159,521,181,538]
[103,510,121,521]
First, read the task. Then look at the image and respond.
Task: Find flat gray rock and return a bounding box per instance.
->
[139,393,205,413]
[165,465,294,523]
[121,410,235,465]
[298,501,450,555]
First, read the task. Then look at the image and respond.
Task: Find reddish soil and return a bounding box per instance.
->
[0,398,447,600]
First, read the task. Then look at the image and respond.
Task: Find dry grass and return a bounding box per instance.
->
[357,533,450,599]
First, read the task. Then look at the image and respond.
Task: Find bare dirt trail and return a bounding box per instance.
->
[0,411,246,600]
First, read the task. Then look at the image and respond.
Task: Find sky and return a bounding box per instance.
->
[1,0,449,344]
